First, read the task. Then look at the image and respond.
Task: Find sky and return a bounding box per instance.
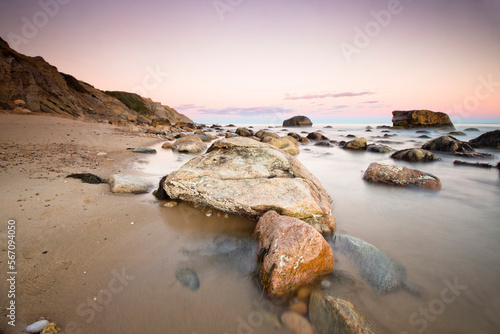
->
[1,0,499,124]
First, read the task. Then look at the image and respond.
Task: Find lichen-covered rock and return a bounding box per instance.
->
[283,115,313,127]
[344,137,367,150]
[469,130,500,148]
[255,211,334,294]
[172,136,207,153]
[392,110,454,129]
[362,162,441,190]
[309,290,376,334]
[163,137,335,232]
[366,144,392,153]
[391,148,441,162]
[421,136,473,153]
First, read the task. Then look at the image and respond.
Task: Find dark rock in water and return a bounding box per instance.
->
[391,148,441,162]
[331,235,418,295]
[133,147,157,154]
[448,131,466,136]
[67,173,104,184]
[344,138,367,150]
[469,130,500,148]
[236,127,254,137]
[392,110,454,129]
[365,126,373,130]
[307,132,329,141]
[362,162,441,190]
[283,115,313,127]
[464,127,480,132]
[453,160,495,168]
[416,130,430,134]
[287,132,301,141]
[346,134,356,138]
[418,135,431,139]
[175,268,200,291]
[309,290,376,334]
[153,175,170,200]
[366,144,392,153]
[324,125,333,128]
[422,136,474,153]
[315,140,333,147]
[454,152,495,159]
[376,125,390,129]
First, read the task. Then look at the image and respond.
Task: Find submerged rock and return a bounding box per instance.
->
[344,137,367,150]
[281,311,314,334]
[283,115,313,127]
[133,147,157,154]
[255,211,334,295]
[421,136,473,153]
[332,235,418,295]
[108,174,153,193]
[362,162,441,190]
[391,148,441,162]
[366,144,392,153]
[172,136,207,153]
[391,110,454,129]
[163,137,335,232]
[175,268,200,291]
[453,160,496,168]
[469,130,500,148]
[309,290,376,334]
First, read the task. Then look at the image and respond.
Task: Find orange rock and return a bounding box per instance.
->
[255,211,334,295]
[281,311,314,334]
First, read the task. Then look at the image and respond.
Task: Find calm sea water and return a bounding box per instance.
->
[107,123,500,334]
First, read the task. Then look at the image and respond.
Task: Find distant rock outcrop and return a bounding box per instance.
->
[392,110,454,129]
[0,36,192,124]
[283,115,313,127]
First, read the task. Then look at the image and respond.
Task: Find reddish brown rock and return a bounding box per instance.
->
[362,162,441,190]
[392,110,454,129]
[254,211,334,295]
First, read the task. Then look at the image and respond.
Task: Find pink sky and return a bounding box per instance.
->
[1,0,499,124]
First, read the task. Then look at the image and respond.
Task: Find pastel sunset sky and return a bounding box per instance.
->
[1,0,499,124]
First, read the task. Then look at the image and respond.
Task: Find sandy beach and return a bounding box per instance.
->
[0,112,167,333]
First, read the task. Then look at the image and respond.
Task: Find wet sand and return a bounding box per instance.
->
[0,113,165,332]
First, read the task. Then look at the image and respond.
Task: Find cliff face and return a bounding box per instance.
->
[392,110,454,129]
[0,37,192,124]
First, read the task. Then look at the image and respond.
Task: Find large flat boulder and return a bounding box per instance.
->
[469,130,500,148]
[163,137,335,232]
[362,162,441,190]
[392,110,454,129]
[255,211,334,295]
[283,115,313,127]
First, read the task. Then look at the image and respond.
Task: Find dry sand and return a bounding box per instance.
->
[0,112,165,332]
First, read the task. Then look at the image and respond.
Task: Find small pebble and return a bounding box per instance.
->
[321,280,331,288]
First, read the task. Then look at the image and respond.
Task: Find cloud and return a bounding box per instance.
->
[197,106,296,117]
[284,91,375,100]
[175,104,206,110]
[362,100,379,104]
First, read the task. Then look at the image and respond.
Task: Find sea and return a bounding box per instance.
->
[101,123,500,334]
